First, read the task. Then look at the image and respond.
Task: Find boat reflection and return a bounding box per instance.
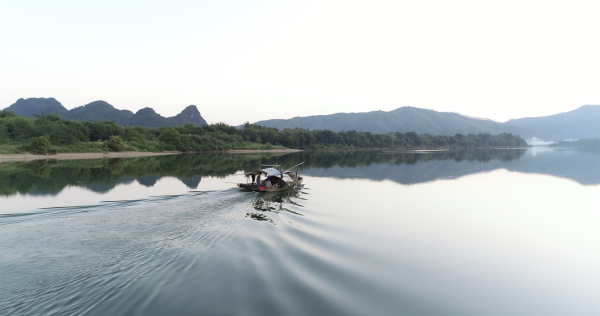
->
[246,186,306,224]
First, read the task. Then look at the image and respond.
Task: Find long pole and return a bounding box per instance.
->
[283,162,304,173]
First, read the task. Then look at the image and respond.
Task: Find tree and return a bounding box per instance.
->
[0,110,17,118]
[107,135,124,152]
[28,135,51,154]
[87,121,119,141]
[159,127,182,149]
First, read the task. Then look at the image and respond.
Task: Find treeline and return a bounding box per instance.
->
[0,110,528,154]
[0,111,258,153]
[550,138,600,148]
[239,123,527,149]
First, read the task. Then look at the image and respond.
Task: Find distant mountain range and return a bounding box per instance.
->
[4,98,207,128]
[254,105,600,141]
[506,105,600,140]
[5,97,600,140]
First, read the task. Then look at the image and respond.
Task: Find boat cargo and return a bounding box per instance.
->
[237,163,304,192]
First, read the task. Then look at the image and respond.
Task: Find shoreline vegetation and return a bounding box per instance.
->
[550,138,600,149]
[0,109,529,158]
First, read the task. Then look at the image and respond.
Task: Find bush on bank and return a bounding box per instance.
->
[27,135,51,154]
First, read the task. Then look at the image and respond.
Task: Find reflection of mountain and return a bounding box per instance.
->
[177,176,203,189]
[300,149,600,186]
[504,149,600,185]
[300,151,524,185]
[1,149,599,197]
[0,153,284,197]
[136,175,162,187]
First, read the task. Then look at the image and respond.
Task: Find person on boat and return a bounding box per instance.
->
[265,176,272,188]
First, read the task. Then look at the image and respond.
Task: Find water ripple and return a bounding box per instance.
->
[0,189,261,316]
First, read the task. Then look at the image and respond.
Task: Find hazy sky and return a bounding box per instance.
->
[2,0,600,125]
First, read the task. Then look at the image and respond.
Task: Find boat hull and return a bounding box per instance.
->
[237,177,303,192]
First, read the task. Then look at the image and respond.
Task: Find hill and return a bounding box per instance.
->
[506,105,600,139]
[5,98,70,118]
[255,107,558,140]
[67,100,135,123]
[4,98,207,128]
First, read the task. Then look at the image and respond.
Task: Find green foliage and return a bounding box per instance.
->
[0,123,8,143]
[107,135,124,152]
[0,144,23,154]
[123,128,146,143]
[0,110,18,118]
[0,112,528,155]
[159,127,182,148]
[87,121,118,141]
[238,124,527,150]
[48,142,107,153]
[28,135,51,154]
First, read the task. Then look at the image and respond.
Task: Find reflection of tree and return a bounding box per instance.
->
[241,149,527,171]
[0,150,526,197]
[286,149,528,185]
[4,148,600,197]
[0,153,286,196]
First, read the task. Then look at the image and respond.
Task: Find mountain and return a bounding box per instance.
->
[6,98,69,118]
[120,106,207,128]
[4,98,207,128]
[255,107,558,139]
[68,100,135,123]
[506,105,600,139]
[166,105,206,127]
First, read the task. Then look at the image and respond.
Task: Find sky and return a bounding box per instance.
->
[2,0,600,125]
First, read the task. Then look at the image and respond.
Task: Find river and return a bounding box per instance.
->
[1,149,599,315]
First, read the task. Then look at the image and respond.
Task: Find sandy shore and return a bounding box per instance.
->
[0,151,182,163]
[0,149,304,163]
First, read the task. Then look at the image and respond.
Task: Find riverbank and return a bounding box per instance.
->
[0,149,305,163]
[0,151,180,162]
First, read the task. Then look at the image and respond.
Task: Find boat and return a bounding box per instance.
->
[237,162,304,192]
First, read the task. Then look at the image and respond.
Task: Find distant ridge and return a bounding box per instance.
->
[4,98,207,128]
[450,112,495,122]
[8,98,600,140]
[507,105,600,140]
[254,106,558,140]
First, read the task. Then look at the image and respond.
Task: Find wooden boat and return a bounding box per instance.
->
[237,163,304,192]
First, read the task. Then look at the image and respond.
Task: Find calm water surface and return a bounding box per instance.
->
[1,149,599,315]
